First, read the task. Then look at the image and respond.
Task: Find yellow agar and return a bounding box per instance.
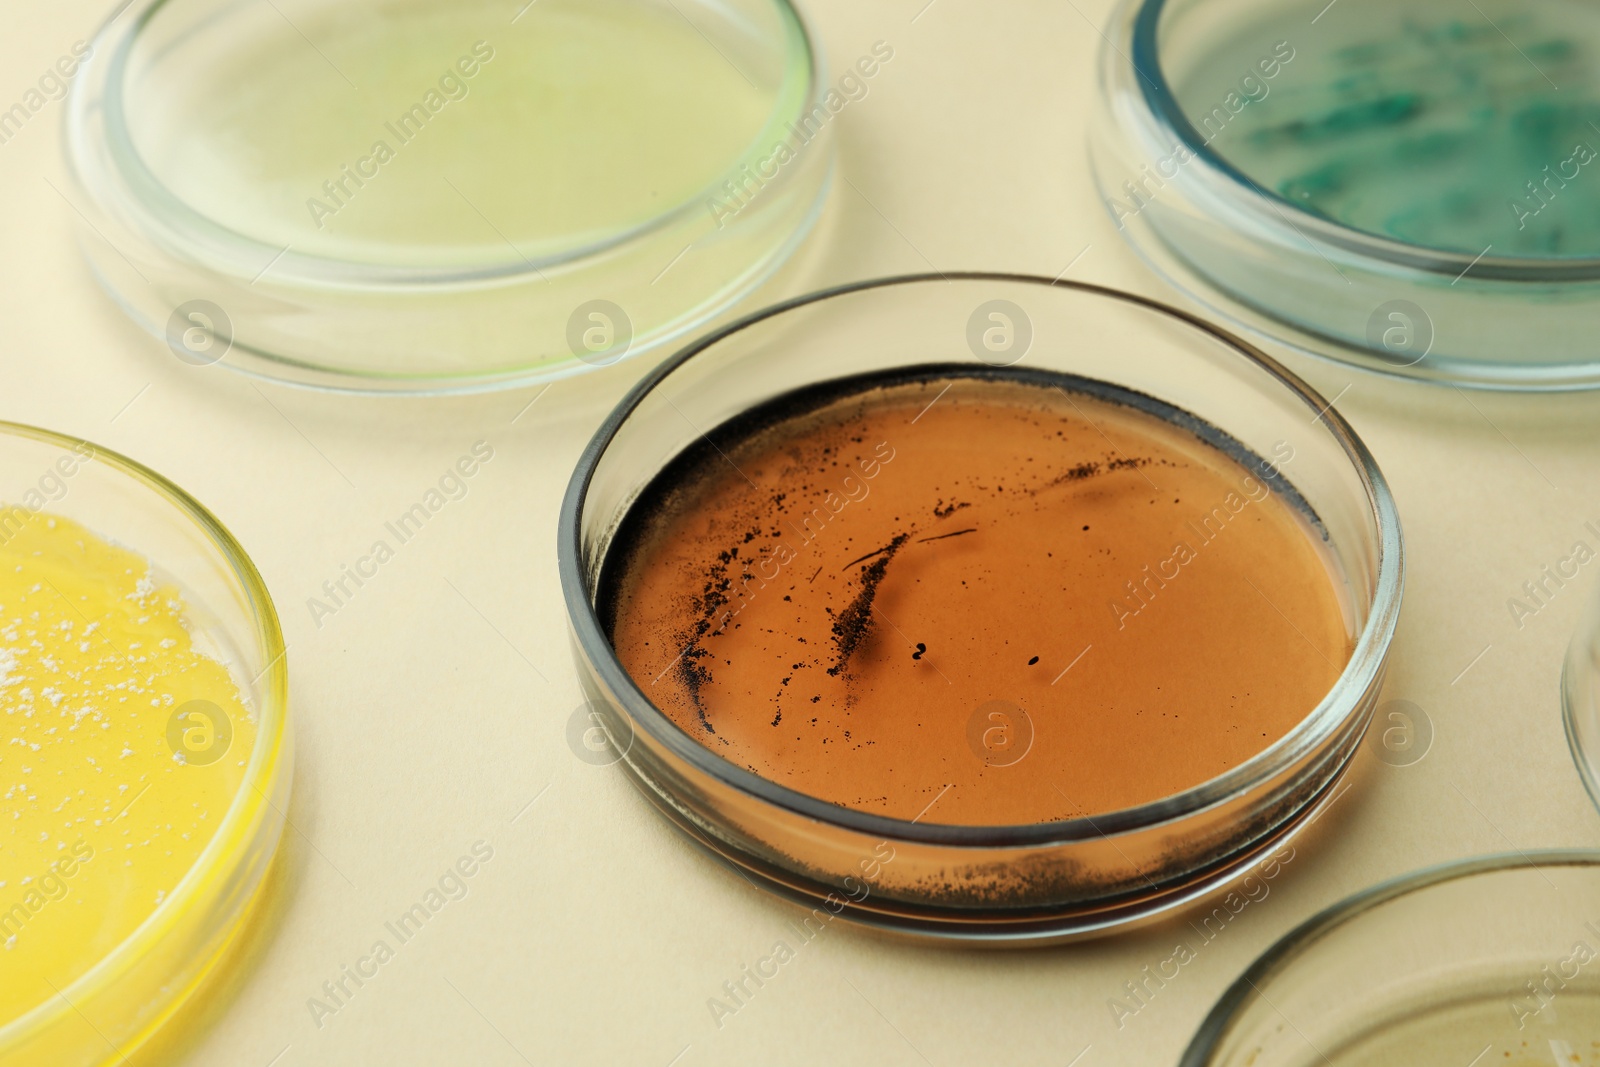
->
[0,512,255,1021]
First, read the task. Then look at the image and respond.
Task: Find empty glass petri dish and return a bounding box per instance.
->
[1181,853,1600,1066]
[1094,0,1600,389]
[0,424,290,1066]
[559,273,1404,943]
[1564,589,1600,815]
[65,0,831,393]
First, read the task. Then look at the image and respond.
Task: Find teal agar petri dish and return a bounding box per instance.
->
[65,0,831,393]
[1093,0,1600,388]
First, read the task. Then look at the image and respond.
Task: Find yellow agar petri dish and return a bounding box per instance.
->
[0,424,290,1067]
[64,0,833,393]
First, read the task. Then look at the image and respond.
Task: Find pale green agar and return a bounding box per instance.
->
[1177,0,1600,259]
[128,0,784,266]
[1311,989,1600,1065]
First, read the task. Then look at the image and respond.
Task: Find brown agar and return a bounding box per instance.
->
[602,369,1353,827]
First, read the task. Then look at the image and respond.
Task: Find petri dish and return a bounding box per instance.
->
[1563,586,1600,816]
[1181,852,1600,1066]
[559,273,1404,943]
[64,0,831,394]
[0,424,290,1066]
[1093,0,1600,389]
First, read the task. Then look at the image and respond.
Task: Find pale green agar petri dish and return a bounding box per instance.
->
[66,0,831,393]
[1183,853,1600,1067]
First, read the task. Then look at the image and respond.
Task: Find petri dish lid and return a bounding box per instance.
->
[64,0,833,394]
[1093,0,1600,389]
[0,424,290,1066]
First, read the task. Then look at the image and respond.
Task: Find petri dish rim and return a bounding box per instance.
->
[558,270,1405,848]
[0,421,291,1054]
[1562,650,1600,817]
[1130,0,1600,283]
[1177,850,1600,1066]
[90,0,823,287]
[624,739,1356,942]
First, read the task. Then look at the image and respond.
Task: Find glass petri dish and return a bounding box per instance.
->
[0,424,290,1066]
[1181,852,1600,1066]
[1093,0,1600,389]
[64,0,831,394]
[559,273,1404,943]
[1564,590,1600,815]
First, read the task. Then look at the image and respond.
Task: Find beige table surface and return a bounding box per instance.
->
[5,0,1600,1064]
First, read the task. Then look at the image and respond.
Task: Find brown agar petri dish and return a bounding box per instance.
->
[560,274,1403,942]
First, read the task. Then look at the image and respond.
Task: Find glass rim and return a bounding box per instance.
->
[558,271,1405,847]
[0,420,291,1047]
[1563,656,1600,816]
[72,0,824,288]
[1178,849,1600,1065]
[1129,0,1600,282]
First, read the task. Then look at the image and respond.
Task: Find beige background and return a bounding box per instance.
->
[5,0,1600,1064]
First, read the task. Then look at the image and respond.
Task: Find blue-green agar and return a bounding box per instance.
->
[1178,1,1600,259]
